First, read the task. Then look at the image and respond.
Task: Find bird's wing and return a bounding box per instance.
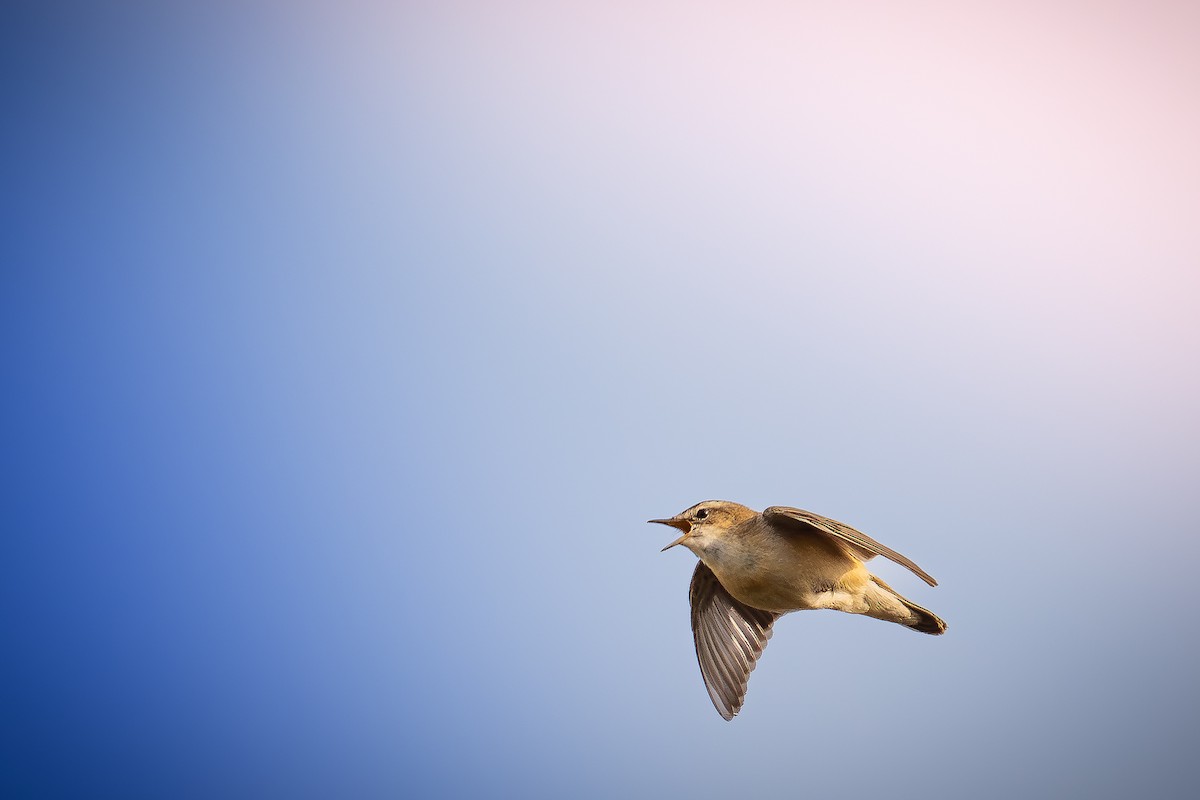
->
[689,561,780,721]
[762,506,939,587]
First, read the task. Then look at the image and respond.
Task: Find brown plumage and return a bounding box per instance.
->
[650,500,946,720]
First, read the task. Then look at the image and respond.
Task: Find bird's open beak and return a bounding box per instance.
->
[648,517,691,551]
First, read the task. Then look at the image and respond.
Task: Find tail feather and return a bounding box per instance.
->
[898,595,947,635]
[868,576,947,635]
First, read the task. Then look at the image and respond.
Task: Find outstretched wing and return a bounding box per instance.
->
[689,562,780,721]
[763,506,939,587]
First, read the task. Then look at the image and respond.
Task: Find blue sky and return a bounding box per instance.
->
[4,2,1199,797]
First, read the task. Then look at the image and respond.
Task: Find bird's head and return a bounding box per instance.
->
[648,500,756,555]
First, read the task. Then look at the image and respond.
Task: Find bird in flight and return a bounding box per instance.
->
[650,500,946,720]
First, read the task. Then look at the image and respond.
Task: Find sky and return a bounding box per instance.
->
[3,1,1199,797]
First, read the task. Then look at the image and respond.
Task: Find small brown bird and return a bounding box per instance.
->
[650,500,946,720]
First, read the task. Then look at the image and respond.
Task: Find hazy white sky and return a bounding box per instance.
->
[5,2,1198,797]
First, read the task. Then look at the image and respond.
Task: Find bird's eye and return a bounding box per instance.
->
[695,509,709,520]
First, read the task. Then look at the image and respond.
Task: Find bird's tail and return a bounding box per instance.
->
[867,576,947,635]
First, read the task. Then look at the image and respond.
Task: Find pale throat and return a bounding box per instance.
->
[687,531,760,575]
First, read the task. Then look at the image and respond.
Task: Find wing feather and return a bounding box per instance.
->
[688,562,779,720]
[763,506,938,587]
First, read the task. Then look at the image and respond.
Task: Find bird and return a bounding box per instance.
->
[649,500,946,720]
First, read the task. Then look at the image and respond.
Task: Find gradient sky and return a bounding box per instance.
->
[4,2,1199,798]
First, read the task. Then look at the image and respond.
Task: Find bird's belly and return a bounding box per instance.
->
[725,578,807,613]
[714,562,825,612]
[709,545,864,613]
